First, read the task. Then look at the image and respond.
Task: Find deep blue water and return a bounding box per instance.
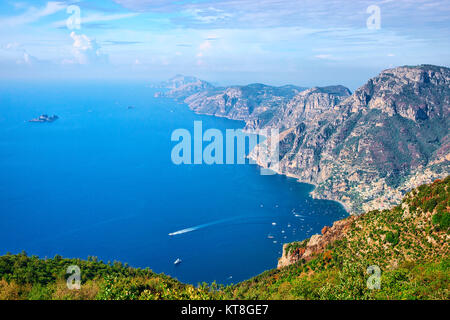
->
[0,81,347,285]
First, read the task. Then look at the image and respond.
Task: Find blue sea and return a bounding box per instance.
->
[0,81,347,285]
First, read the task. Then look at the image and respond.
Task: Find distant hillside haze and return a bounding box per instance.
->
[156,65,450,214]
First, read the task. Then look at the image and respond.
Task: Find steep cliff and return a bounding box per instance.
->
[268,65,450,213]
[263,85,351,130]
[278,216,357,268]
[156,78,347,129]
[184,83,308,130]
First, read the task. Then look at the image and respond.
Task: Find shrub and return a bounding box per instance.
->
[432,211,450,231]
[385,231,400,246]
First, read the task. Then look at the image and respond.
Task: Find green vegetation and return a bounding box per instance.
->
[1,177,449,300]
[284,240,308,255]
[0,253,220,300]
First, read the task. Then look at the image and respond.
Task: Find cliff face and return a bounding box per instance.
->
[259,86,351,130]
[156,65,450,214]
[270,65,450,213]
[184,83,308,128]
[156,78,348,129]
[278,215,357,269]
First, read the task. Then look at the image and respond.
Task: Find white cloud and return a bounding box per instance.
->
[2,41,41,66]
[18,52,39,65]
[196,39,214,66]
[199,40,212,51]
[0,1,66,27]
[314,54,333,60]
[52,12,140,28]
[3,42,21,50]
[185,7,233,24]
[64,32,108,65]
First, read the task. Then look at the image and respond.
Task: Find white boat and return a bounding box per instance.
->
[174,258,182,265]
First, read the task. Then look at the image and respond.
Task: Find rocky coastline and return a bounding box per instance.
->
[155,65,450,215]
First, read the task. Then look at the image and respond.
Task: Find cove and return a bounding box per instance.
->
[0,81,348,284]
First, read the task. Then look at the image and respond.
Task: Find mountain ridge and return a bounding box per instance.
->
[156,64,450,214]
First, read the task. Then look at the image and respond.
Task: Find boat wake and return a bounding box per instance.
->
[168,214,290,237]
[168,217,238,236]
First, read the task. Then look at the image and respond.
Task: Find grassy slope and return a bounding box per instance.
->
[0,177,449,300]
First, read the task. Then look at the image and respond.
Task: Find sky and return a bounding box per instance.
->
[0,0,449,89]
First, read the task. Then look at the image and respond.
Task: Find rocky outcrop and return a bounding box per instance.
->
[183,83,308,129]
[278,215,357,268]
[263,86,351,130]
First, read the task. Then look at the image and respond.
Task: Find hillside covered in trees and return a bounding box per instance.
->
[1,177,449,300]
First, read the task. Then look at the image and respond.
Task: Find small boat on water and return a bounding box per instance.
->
[174,258,182,265]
